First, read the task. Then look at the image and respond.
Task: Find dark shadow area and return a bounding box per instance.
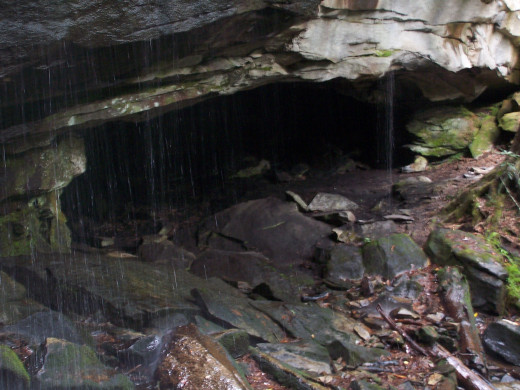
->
[61,80,413,241]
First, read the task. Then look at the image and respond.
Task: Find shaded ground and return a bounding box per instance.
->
[37,147,520,390]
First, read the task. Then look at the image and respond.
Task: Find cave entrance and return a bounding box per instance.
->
[61,80,413,248]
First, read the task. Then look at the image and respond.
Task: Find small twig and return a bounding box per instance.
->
[125,364,142,375]
[376,304,496,390]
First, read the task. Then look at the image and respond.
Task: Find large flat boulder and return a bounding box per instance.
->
[0,252,224,329]
[199,197,333,265]
[405,107,480,157]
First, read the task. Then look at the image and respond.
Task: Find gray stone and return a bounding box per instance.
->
[323,245,365,287]
[256,341,333,375]
[416,326,440,345]
[0,253,215,329]
[251,301,388,366]
[250,347,331,390]
[392,176,438,201]
[191,249,312,303]
[483,320,520,366]
[192,281,286,343]
[354,221,398,240]
[199,197,333,265]
[307,192,359,212]
[118,334,162,367]
[138,240,195,268]
[350,380,385,390]
[5,311,85,346]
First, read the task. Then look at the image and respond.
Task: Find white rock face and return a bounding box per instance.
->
[288,0,519,100]
[3,0,520,142]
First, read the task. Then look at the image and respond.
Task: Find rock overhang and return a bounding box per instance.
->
[1,0,520,151]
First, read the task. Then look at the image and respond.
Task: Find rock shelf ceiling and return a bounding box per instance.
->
[1,0,520,150]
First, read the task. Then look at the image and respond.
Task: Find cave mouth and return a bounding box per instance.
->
[61,81,414,247]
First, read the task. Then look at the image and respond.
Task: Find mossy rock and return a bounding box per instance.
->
[499,111,520,132]
[406,106,480,157]
[36,338,134,389]
[2,135,86,202]
[469,116,500,158]
[0,194,71,257]
[0,345,30,390]
[362,234,428,279]
[425,229,507,279]
[425,229,507,314]
[214,329,250,359]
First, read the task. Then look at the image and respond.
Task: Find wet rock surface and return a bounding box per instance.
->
[483,320,520,366]
[1,152,519,389]
[155,323,251,390]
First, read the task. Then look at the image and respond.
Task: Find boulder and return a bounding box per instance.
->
[4,311,85,346]
[362,234,428,280]
[0,253,214,329]
[155,324,252,390]
[323,245,365,288]
[138,239,195,268]
[354,221,398,240]
[424,228,507,314]
[401,156,428,173]
[437,267,486,369]
[392,176,438,201]
[483,319,520,366]
[117,334,162,368]
[307,192,359,212]
[35,338,134,390]
[192,282,286,343]
[405,106,480,157]
[199,197,333,264]
[190,249,312,303]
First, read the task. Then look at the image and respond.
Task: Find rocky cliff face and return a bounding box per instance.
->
[1,0,520,255]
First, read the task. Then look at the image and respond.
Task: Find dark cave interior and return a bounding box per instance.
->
[61,80,415,240]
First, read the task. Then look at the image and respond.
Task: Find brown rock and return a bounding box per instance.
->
[155,324,251,390]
